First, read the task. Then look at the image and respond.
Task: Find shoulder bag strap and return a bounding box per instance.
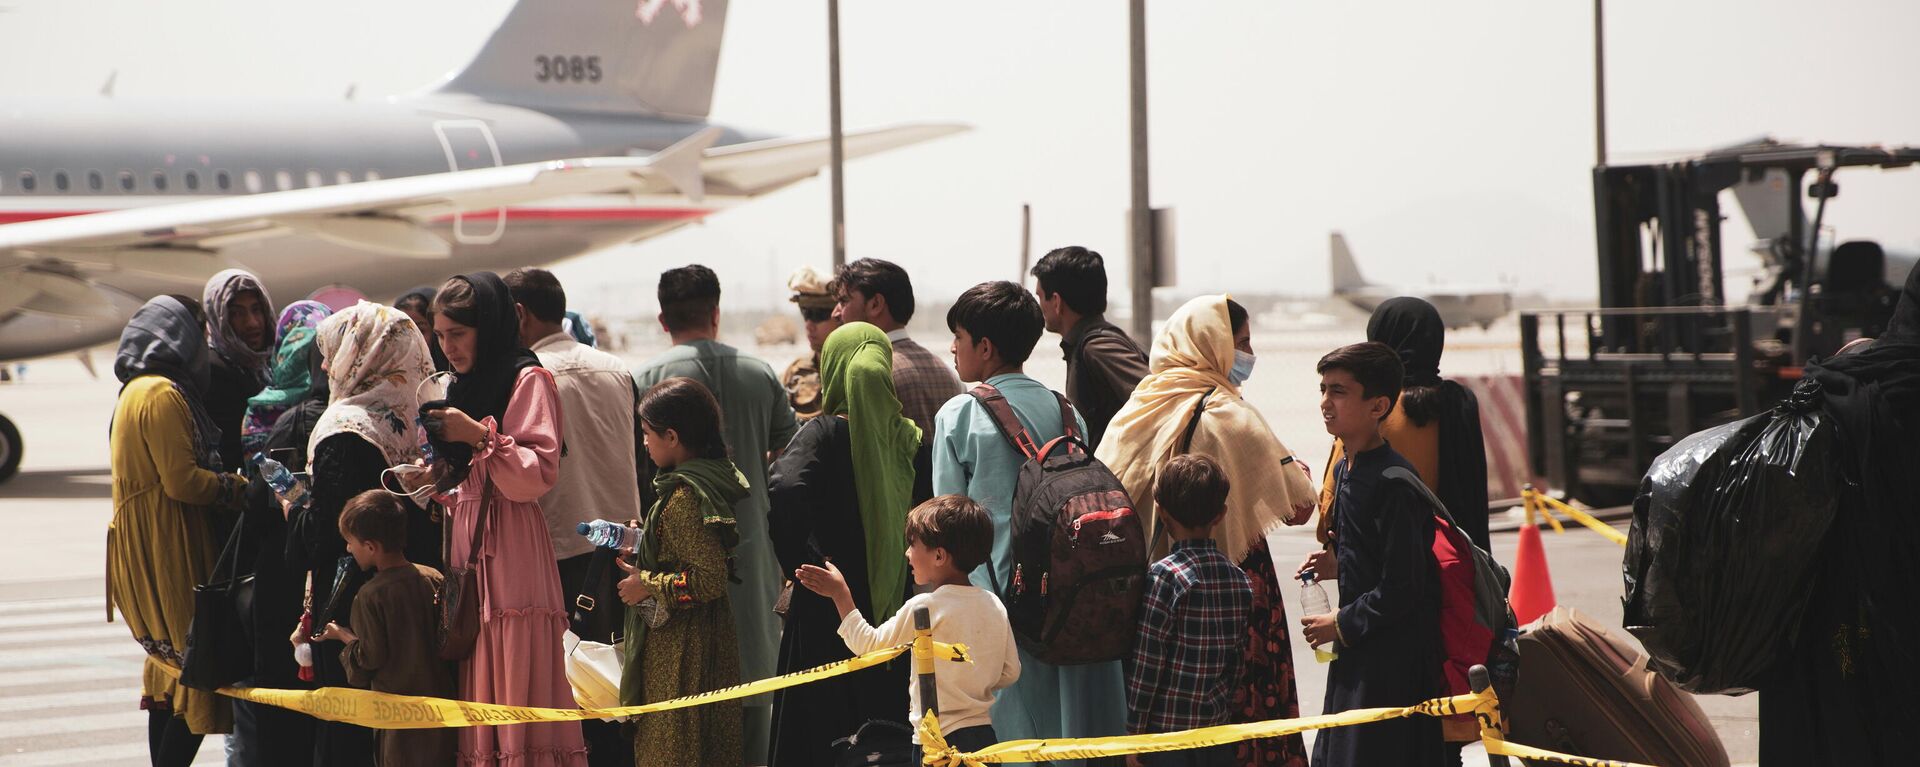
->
[446,477,493,571]
[207,512,247,587]
[1178,388,1216,455]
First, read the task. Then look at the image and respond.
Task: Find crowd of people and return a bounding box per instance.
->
[108,246,1534,767]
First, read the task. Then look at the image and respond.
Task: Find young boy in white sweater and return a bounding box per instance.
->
[795,494,1021,756]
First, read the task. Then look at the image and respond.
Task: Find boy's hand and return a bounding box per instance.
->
[288,621,310,648]
[794,561,850,600]
[1297,550,1336,582]
[1300,612,1340,647]
[614,557,652,605]
[794,560,858,620]
[317,622,357,644]
[1125,755,1145,767]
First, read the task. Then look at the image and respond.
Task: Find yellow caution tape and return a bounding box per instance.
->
[1483,737,1659,767]
[154,639,971,730]
[917,692,1490,765]
[1524,486,1628,546]
[919,691,1663,767]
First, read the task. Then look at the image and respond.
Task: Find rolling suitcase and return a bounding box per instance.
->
[1505,606,1729,767]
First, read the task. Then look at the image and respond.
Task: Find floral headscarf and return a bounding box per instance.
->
[308,302,436,466]
[239,300,333,460]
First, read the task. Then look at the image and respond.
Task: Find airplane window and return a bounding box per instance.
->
[54,171,69,192]
[215,171,231,191]
[184,171,200,191]
[87,171,103,191]
[365,169,381,181]
[336,170,352,185]
[244,171,262,194]
[119,171,134,192]
[305,170,323,188]
[275,170,292,191]
[19,171,35,192]
[152,171,168,192]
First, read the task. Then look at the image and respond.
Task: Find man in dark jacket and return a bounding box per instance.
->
[1031,246,1148,448]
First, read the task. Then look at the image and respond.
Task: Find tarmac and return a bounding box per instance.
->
[0,318,1758,765]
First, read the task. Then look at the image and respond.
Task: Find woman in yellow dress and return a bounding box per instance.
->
[107,294,249,766]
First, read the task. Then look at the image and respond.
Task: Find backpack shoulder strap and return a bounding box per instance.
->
[1053,391,1080,442]
[1382,465,1454,526]
[968,383,1041,461]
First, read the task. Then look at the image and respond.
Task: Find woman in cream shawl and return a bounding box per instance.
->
[1094,294,1318,767]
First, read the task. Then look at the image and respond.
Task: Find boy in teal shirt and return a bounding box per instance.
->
[932,280,1126,756]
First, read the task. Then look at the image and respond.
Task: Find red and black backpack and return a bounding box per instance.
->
[969,384,1146,665]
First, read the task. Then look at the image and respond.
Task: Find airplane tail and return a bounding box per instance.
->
[434,0,729,119]
[1330,231,1370,292]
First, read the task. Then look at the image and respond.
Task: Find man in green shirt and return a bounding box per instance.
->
[633,265,798,765]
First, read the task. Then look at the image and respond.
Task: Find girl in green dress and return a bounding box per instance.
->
[617,376,748,767]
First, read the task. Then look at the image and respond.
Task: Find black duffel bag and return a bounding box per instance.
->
[1623,379,1840,695]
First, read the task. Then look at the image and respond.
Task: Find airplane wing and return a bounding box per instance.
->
[703,123,968,195]
[0,122,966,319]
[0,128,722,318]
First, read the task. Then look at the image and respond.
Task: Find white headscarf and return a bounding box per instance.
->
[308,301,436,466]
[202,268,276,382]
[1094,295,1319,564]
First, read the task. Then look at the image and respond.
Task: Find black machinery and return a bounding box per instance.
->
[1522,139,1916,505]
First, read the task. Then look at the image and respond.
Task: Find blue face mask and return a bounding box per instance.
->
[1229,350,1256,385]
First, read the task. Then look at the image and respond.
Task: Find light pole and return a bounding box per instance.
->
[1127,0,1153,343]
[828,0,847,268]
[1594,0,1606,167]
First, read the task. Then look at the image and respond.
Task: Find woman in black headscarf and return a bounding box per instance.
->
[1764,263,1920,764]
[423,272,586,766]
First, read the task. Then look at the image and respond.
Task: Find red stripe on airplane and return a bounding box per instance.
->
[0,207,714,225]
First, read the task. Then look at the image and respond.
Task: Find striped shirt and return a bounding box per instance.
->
[1125,538,1253,734]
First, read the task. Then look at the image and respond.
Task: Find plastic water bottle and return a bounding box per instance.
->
[1300,573,1339,663]
[252,453,309,511]
[577,520,630,551]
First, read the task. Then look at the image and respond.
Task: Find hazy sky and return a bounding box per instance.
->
[2,0,1917,313]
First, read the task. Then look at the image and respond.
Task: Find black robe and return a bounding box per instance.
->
[765,417,908,767]
[231,395,325,765]
[206,354,263,472]
[1313,441,1444,767]
[1761,264,1920,763]
[285,433,387,767]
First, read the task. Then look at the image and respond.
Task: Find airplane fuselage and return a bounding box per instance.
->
[0,95,762,360]
[1337,287,1513,331]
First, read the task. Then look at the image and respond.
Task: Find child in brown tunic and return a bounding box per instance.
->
[321,490,457,766]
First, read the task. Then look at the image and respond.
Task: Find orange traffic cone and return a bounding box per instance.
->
[1509,521,1557,626]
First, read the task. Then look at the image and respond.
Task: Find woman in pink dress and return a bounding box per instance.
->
[425,271,587,766]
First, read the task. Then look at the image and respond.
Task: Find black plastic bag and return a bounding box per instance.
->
[1623,379,1839,695]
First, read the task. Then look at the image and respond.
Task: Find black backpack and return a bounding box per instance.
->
[970,384,1146,665]
[1383,465,1521,698]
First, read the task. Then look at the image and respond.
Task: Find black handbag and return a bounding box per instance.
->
[180,519,255,690]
